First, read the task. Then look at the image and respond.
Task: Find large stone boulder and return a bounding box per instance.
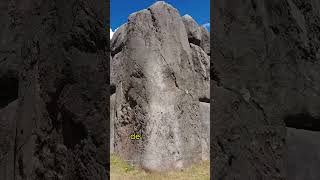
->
[182,15,210,55]
[0,0,109,179]
[190,43,210,100]
[212,0,320,179]
[111,1,210,172]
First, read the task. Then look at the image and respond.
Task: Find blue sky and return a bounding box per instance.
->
[110,0,210,38]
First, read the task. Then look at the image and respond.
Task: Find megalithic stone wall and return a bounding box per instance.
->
[110,1,210,172]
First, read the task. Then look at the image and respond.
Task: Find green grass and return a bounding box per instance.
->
[110,153,210,180]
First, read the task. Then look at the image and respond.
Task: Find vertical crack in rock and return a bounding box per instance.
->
[147,8,160,34]
[171,72,179,89]
[160,53,181,88]
[251,99,268,123]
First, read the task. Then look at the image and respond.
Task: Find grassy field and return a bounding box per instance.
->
[110,153,210,180]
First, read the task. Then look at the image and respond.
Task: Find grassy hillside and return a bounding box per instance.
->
[110,153,210,180]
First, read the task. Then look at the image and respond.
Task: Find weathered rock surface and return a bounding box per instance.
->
[287,127,320,180]
[0,0,109,179]
[111,1,210,171]
[110,93,116,153]
[190,43,210,100]
[212,0,320,179]
[199,102,210,161]
[182,15,210,55]
[0,101,17,180]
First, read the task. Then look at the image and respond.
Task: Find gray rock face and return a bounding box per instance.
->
[199,102,210,160]
[0,1,22,179]
[0,0,109,179]
[110,93,116,153]
[190,43,210,100]
[182,15,210,55]
[0,101,17,180]
[212,0,320,179]
[182,15,202,46]
[199,26,210,55]
[111,1,210,171]
[287,128,320,180]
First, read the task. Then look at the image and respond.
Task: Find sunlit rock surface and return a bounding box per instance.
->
[110,1,210,172]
